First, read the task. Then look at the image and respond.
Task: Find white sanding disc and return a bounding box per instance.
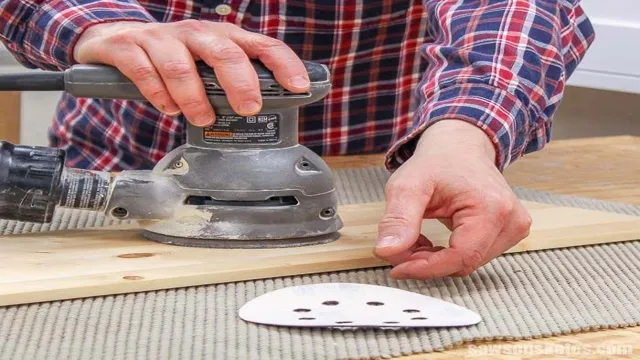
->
[239,283,482,328]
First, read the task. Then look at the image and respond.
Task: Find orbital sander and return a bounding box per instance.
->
[0,60,343,248]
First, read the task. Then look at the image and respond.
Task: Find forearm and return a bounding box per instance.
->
[386,0,595,171]
[0,0,156,70]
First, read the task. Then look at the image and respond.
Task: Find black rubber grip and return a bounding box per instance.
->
[0,71,65,91]
[0,141,66,222]
[195,59,328,83]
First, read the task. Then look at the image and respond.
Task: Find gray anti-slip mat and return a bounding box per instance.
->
[1,167,640,360]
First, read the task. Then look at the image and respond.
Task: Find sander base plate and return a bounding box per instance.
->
[141,230,341,249]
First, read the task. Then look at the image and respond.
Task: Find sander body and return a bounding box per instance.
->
[0,60,343,248]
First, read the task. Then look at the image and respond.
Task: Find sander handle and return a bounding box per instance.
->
[63,64,147,100]
[0,65,137,97]
[0,60,331,108]
[0,71,65,92]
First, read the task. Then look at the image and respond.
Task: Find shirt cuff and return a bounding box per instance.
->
[385,84,542,172]
[23,0,157,70]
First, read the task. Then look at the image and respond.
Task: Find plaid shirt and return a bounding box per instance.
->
[1,0,594,172]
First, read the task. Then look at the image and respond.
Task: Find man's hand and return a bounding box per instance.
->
[73,20,310,126]
[374,120,532,279]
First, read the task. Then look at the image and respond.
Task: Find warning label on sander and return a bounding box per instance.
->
[203,114,280,144]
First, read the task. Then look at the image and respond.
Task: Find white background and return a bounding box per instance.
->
[567,0,640,94]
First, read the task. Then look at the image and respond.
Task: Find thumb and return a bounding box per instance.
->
[374,176,433,258]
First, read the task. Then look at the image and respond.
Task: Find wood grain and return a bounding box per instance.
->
[324,154,385,169]
[324,136,640,205]
[504,136,640,205]
[0,91,20,143]
[1,199,640,307]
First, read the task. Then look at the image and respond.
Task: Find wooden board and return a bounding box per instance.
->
[0,91,20,143]
[503,136,640,205]
[325,136,640,206]
[1,200,639,307]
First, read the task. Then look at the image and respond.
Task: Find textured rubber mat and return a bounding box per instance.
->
[1,167,639,360]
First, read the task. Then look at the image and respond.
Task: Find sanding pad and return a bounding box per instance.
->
[239,283,482,328]
[141,230,341,249]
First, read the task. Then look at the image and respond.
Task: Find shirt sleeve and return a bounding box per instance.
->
[385,0,595,172]
[0,0,156,71]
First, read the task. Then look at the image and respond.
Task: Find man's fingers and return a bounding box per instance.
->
[78,33,180,116]
[390,217,498,279]
[110,47,179,116]
[378,234,434,266]
[389,248,464,279]
[412,246,446,253]
[438,218,453,230]
[374,174,433,258]
[442,217,499,275]
[455,205,532,274]
[384,250,415,267]
[390,205,529,279]
[139,36,215,126]
[73,21,309,123]
[388,246,445,268]
[187,34,262,116]
[230,30,310,93]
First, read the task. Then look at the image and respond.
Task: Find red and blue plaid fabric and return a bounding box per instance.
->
[1,0,594,172]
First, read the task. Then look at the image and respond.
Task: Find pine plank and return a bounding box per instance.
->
[1,199,639,307]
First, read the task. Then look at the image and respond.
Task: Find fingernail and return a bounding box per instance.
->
[376,235,401,249]
[194,114,214,127]
[164,109,181,116]
[239,100,261,114]
[288,75,309,88]
[160,104,181,116]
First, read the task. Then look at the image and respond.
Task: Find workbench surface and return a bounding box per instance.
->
[324,135,640,359]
